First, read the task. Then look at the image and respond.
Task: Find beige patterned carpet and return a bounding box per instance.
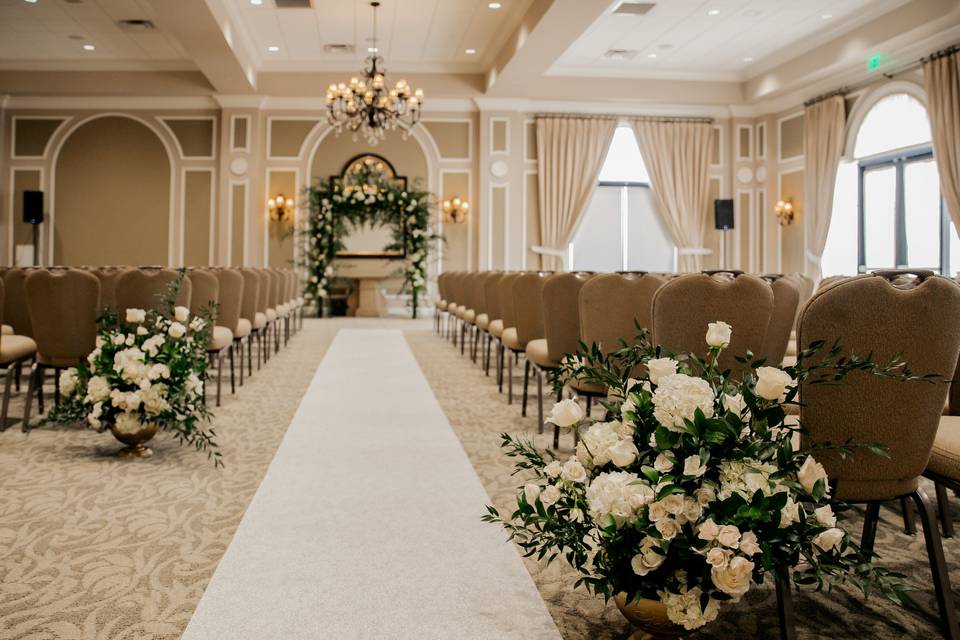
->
[405,328,960,640]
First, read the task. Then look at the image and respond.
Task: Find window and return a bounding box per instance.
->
[569,126,675,271]
[822,93,957,277]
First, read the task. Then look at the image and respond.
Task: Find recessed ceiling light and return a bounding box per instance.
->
[647,53,657,59]
[743,56,754,62]
[250,0,263,5]
[707,8,720,16]
[267,45,280,52]
[24,0,39,4]
[465,48,477,55]
[821,13,833,19]
[82,44,95,51]
[367,46,378,53]
[488,2,502,9]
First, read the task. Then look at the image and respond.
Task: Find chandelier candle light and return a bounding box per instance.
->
[325,2,424,145]
[442,196,469,223]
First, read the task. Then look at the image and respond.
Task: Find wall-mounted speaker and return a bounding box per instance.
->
[23,190,44,225]
[714,198,734,230]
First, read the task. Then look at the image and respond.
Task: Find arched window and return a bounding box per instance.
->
[821,92,956,276]
[569,125,676,271]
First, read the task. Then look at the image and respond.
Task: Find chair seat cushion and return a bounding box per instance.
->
[1,335,36,364]
[476,313,489,331]
[525,338,558,369]
[488,319,504,338]
[501,327,521,351]
[235,318,252,339]
[254,312,267,329]
[209,326,233,351]
[266,308,277,322]
[463,309,476,324]
[929,415,960,480]
[1,324,12,335]
[447,301,458,312]
[569,377,606,396]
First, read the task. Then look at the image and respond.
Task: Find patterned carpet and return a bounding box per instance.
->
[405,328,960,640]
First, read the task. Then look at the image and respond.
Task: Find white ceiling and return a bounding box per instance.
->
[0,0,189,65]
[549,0,912,81]
[234,0,534,73]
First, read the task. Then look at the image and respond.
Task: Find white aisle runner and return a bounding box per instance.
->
[183,329,561,640]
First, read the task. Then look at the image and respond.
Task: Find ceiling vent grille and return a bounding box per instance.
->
[323,44,354,54]
[604,49,638,60]
[117,19,156,32]
[275,0,312,8]
[613,2,656,16]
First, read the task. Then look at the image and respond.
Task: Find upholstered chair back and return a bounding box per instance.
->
[652,272,773,375]
[513,271,552,347]
[951,356,960,416]
[543,272,592,363]
[256,269,271,313]
[3,268,34,337]
[498,272,523,328]
[786,273,815,326]
[817,275,848,292]
[485,273,504,321]
[239,268,261,323]
[437,272,449,302]
[580,273,667,353]
[760,275,800,366]
[187,270,219,320]
[284,269,294,302]
[799,272,960,502]
[25,269,100,367]
[269,270,283,309]
[472,273,488,315]
[92,267,124,314]
[215,269,244,333]
[115,268,192,313]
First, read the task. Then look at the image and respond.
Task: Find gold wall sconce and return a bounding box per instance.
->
[775,198,795,226]
[268,193,295,222]
[442,196,469,223]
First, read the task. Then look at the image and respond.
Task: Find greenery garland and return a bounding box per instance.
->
[300,162,438,318]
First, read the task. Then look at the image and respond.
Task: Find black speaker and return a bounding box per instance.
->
[714,198,734,230]
[23,191,43,225]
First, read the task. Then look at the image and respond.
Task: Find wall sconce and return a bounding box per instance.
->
[442,196,469,223]
[268,193,295,222]
[775,198,795,225]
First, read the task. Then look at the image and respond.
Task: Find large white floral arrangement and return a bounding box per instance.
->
[49,275,220,466]
[485,322,910,630]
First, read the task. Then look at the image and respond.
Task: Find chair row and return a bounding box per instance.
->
[0,265,305,431]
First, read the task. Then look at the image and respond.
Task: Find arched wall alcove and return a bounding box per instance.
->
[53,115,172,266]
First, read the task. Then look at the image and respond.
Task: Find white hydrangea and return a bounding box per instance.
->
[661,585,721,630]
[141,383,170,415]
[651,373,716,432]
[113,347,147,385]
[113,411,146,436]
[717,459,783,501]
[585,471,655,528]
[142,335,165,358]
[579,421,623,466]
[59,368,78,397]
[110,389,142,412]
[185,372,203,398]
[85,375,111,403]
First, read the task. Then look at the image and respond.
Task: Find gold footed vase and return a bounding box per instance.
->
[615,594,686,640]
[110,421,159,459]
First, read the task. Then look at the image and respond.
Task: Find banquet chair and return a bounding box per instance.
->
[652,271,773,378]
[511,271,552,413]
[187,270,226,406]
[495,272,523,396]
[450,271,469,346]
[435,272,449,334]
[91,267,123,316]
[528,272,592,444]
[254,268,272,366]
[267,269,283,354]
[215,269,244,398]
[238,268,261,381]
[472,272,497,364]
[787,271,960,640]
[926,355,960,538]
[115,267,192,313]
[0,267,10,336]
[759,275,801,367]
[4,268,34,338]
[458,273,479,357]
[482,272,505,376]
[0,279,37,431]
[23,269,100,430]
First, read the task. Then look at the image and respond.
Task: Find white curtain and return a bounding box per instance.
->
[631,119,713,272]
[802,95,846,280]
[536,117,616,270]
[924,50,960,231]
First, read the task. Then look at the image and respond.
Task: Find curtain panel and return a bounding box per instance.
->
[924,50,960,233]
[802,95,846,281]
[631,119,713,272]
[535,117,617,270]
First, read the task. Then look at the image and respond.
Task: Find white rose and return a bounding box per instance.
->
[608,438,639,468]
[540,484,561,506]
[683,455,707,478]
[174,306,190,323]
[85,376,111,403]
[662,494,685,515]
[711,555,754,600]
[780,498,801,527]
[524,483,541,504]
[739,531,761,556]
[656,517,681,540]
[694,485,716,506]
[631,537,666,576]
[168,322,186,339]
[561,458,588,483]
[647,501,669,522]
[813,527,845,553]
[613,419,635,439]
[136,326,148,336]
[682,497,703,522]
[706,321,732,348]
[544,460,562,478]
[125,308,146,324]
[706,547,731,568]
[814,505,836,528]
[654,452,674,473]
[717,524,741,548]
[755,366,794,401]
[698,518,720,542]
[798,455,830,496]
[722,393,747,416]
[59,368,78,397]
[111,334,126,345]
[569,508,585,523]
[548,398,584,427]
[647,357,678,385]
[576,440,593,467]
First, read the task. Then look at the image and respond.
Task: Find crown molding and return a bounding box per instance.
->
[0,60,196,72]
[213,95,267,109]
[257,96,476,113]
[4,95,219,110]
[473,96,731,119]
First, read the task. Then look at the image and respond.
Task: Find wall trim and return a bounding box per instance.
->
[7,166,44,266]
[489,117,510,156]
[264,166,301,268]
[6,96,219,110]
[158,115,218,161]
[180,167,216,266]
[230,114,252,153]
[777,111,804,164]
[842,79,929,160]
[420,117,474,162]
[523,168,537,270]
[10,115,69,160]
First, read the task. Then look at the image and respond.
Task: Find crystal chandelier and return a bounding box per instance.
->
[325,1,424,145]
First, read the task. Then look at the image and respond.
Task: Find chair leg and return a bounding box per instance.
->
[522,359,531,417]
[536,367,544,434]
[484,335,491,376]
[53,367,61,407]
[775,570,797,640]
[216,353,223,408]
[861,502,881,555]
[934,481,955,538]
[248,335,254,376]
[22,363,39,432]
[0,363,15,431]
[229,343,236,394]
[238,340,245,387]
[902,496,917,535]
[911,487,960,640]
[497,343,504,393]
[14,363,21,392]
[585,395,592,418]
[36,364,44,416]
[508,353,514,404]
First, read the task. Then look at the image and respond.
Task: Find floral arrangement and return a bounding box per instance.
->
[301,159,438,318]
[48,275,220,466]
[485,321,913,630]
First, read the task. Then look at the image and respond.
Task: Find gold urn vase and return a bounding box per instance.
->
[110,420,159,459]
[615,593,686,640]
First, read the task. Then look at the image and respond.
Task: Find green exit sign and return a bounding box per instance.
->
[867,54,884,71]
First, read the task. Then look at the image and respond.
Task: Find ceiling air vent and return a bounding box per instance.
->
[613,2,656,16]
[117,19,156,32]
[275,0,312,7]
[604,49,638,61]
[324,44,355,54]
